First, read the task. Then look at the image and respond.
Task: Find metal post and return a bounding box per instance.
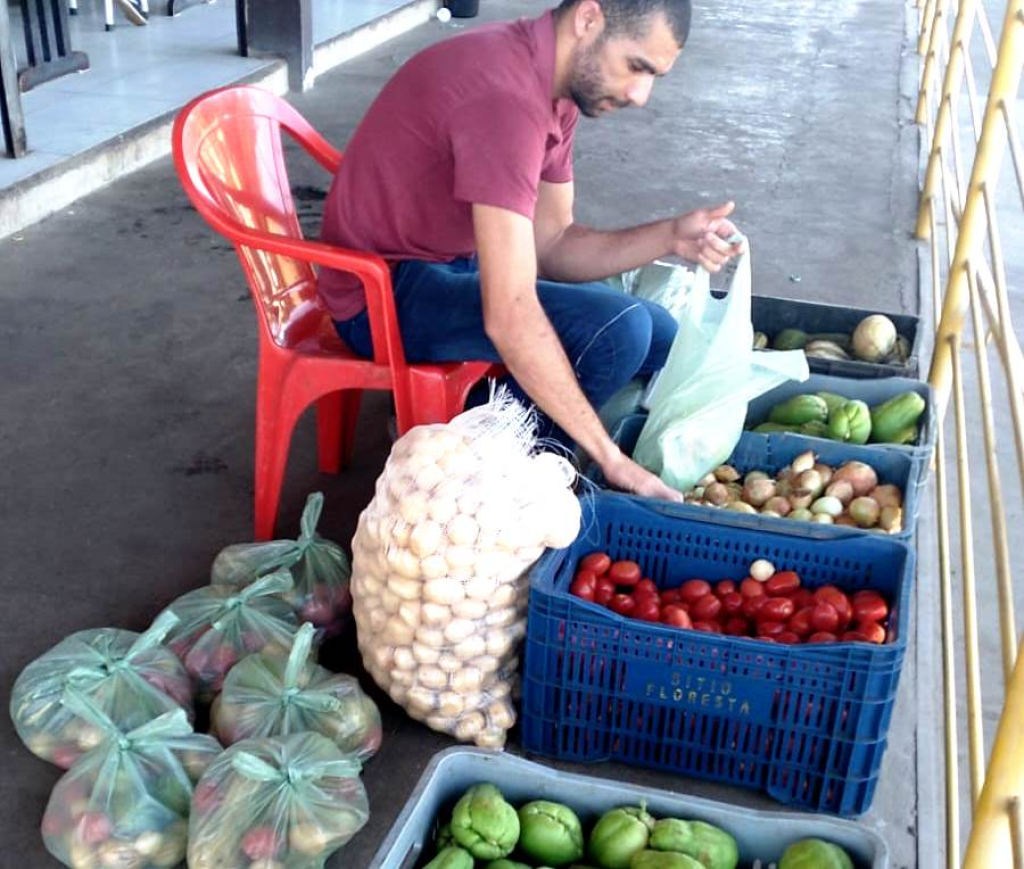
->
[0,0,27,157]
[244,0,312,91]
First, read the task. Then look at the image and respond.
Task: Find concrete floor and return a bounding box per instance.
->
[0,0,928,866]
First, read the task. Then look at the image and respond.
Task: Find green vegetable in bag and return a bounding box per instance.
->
[212,492,353,636]
[188,732,369,869]
[426,846,476,869]
[779,838,854,869]
[41,689,220,869]
[773,329,809,350]
[212,622,381,761]
[518,800,585,865]
[588,805,655,869]
[870,392,926,444]
[451,784,519,860]
[768,395,829,426]
[10,612,192,769]
[630,852,704,869]
[827,400,872,444]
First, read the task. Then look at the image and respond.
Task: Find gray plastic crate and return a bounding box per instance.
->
[368,747,889,869]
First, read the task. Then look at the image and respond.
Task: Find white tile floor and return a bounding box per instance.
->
[1,0,409,191]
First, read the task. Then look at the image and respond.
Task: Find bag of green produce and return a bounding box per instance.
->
[633,245,809,491]
[212,622,382,761]
[41,689,220,869]
[10,612,193,768]
[187,732,369,869]
[212,492,353,637]
[605,261,697,323]
[157,570,300,698]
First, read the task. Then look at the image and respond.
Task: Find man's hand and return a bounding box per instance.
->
[600,451,684,502]
[668,201,746,273]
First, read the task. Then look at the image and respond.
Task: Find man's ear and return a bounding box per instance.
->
[573,0,605,40]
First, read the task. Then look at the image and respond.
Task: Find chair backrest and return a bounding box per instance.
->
[172,86,343,349]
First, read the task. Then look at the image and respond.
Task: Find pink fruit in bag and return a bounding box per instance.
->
[76,811,113,845]
[53,746,82,769]
[241,826,282,859]
[192,780,222,814]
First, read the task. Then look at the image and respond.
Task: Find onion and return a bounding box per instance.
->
[745,470,770,485]
[831,462,878,497]
[871,484,903,509]
[714,465,741,483]
[811,513,834,524]
[789,508,813,521]
[750,559,775,582]
[811,496,843,517]
[795,469,824,497]
[879,505,903,533]
[704,482,731,505]
[791,451,816,474]
[790,492,814,510]
[743,478,776,507]
[764,496,792,516]
[825,480,855,506]
[726,501,757,514]
[849,496,881,527]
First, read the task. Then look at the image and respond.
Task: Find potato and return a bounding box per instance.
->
[392,646,417,671]
[454,712,486,740]
[437,653,462,673]
[475,728,507,748]
[451,598,488,620]
[417,665,448,690]
[414,462,445,492]
[389,518,413,548]
[390,668,415,687]
[446,513,479,547]
[383,617,416,646]
[367,609,388,633]
[412,642,441,665]
[410,520,443,558]
[427,496,459,525]
[453,636,487,660]
[421,602,452,625]
[361,575,383,597]
[415,625,447,649]
[398,600,422,627]
[443,619,476,643]
[388,683,409,705]
[380,589,402,614]
[399,492,430,524]
[487,699,516,730]
[419,554,449,580]
[426,714,456,734]
[471,654,500,674]
[485,607,517,628]
[444,545,476,571]
[491,584,517,608]
[464,576,498,600]
[386,550,421,582]
[407,686,438,713]
[423,578,464,605]
[485,629,514,657]
[452,667,483,693]
[437,691,464,717]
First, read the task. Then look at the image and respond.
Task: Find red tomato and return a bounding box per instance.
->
[857,620,887,643]
[814,586,852,628]
[757,619,786,638]
[720,592,744,616]
[609,561,642,587]
[723,616,749,636]
[662,605,692,628]
[765,571,801,597]
[809,602,840,634]
[840,630,870,643]
[776,631,801,645]
[660,588,682,605]
[580,552,612,576]
[739,578,766,598]
[680,580,712,602]
[741,595,767,620]
[635,578,659,597]
[715,579,737,597]
[609,594,636,616]
[852,592,889,624]
[759,597,795,621]
[570,574,596,601]
[595,578,616,606]
[787,607,815,637]
[635,598,662,622]
[691,595,723,621]
[808,631,838,644]
[692,620,722,633]
[791,589,815,610]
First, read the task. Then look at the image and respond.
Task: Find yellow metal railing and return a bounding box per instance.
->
[915,0,1024,864]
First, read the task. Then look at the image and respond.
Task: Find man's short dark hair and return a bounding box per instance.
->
[557,0,692,46]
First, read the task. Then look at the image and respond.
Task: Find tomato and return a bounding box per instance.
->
[570,573,596,601]
[787,607,815,637]
[679,580,712,602]
[609,594,636,616]
[635,578,659,597]
[776,631,801,645]
[635,598,662,622]
[691,595,723,621]
[807,631,837,644]
[791,588,815,610]
[857,620,887,643]
[580,552,612,576]
[765,571,801,597]
[759,597,795,621]
[741,595,767,619]
[661,605,692,629]
[715,579,737,597]
[595,577,616,606]
[739,577,766,598]
[809,602,840,633]
[720,592,744,616]
[723,616,749,636]
[852,591,889,624]
[840,630,870,642]
[609,561,642,586]
[660,590,682,606]
[814,586,852,628]
[757,619,786,638]
[692,620,722,633]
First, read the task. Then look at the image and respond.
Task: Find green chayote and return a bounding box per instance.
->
[450,784,519,860]
[779,838,854,869]
[518,800,585,866]
[630,851,704,869]
[588,805,654,869]
[423,845,474,869]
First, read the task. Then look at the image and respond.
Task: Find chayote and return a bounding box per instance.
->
[518,800,585,866]
[450,783,520,860]
[630,851,705,869]
[828,399,871,444]
[424,846,474,869]
[649,819,737,869]
[779,838,854,869]
[485,861,533,869]
[436,822,455,850]
[588,805,654,869]
[649,819,695,854]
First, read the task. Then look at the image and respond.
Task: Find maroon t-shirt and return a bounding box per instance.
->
[318,11,579,321]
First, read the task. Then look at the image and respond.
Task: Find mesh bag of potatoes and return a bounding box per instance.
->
[350,389,582,747]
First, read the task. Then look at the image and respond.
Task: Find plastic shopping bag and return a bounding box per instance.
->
[157,570,300,698]
[632,244,809,491]
[212,493,353,637]
[41,690,220,869]
[10,612,193,768]
[188,732,370,869]
[606,260,697,322]
[212,622,382,761]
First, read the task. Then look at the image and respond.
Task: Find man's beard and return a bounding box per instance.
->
[567,42,628,118]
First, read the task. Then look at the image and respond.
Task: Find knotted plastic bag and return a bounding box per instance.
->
[212,622,381,761]
[10,612,193,768]
[606,260,697,322]
[632,243,809,491]
[212,492,352,637]
[41,690,221,869]
[350,388,582,747]
[188,732,370,869]
[157,570,300,698]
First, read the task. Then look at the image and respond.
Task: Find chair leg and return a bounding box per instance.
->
[254,368,301,542]
[316,391,343,475]
[340,389,363,469]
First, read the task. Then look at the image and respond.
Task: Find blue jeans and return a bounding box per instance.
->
[333,257,677,445]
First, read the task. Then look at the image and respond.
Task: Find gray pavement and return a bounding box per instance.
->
[0,0,927,866]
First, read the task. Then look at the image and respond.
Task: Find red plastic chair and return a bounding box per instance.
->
[172,85,498,540]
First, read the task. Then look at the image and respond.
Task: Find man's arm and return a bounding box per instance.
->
[533,180,744,282]
[474,203,681,502]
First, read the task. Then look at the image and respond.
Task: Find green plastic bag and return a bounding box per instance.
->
[605,260,697,322]
[212,492,353,637]
[632,245,809,491]
[10,611,193,768]
[212,622,382,761]
[158,570,300,698]
[188,732,370,869]
[41,689,220,869]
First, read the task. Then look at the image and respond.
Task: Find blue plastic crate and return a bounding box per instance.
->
[591,416,921,538]
[744,374,935,492]
[521,492,915,816]
[368,747,890,868]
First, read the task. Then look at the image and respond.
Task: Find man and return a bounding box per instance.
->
[320,0,744,500]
